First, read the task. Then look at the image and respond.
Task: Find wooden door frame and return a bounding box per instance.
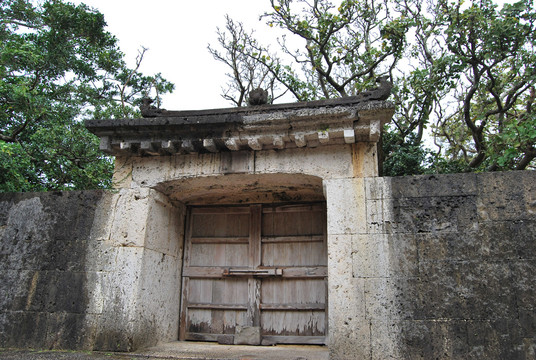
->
[179,202,327,344]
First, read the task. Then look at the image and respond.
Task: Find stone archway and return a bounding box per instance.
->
[155,173,325,206]
[156,173,327,346]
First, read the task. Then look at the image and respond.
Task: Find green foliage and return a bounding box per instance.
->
[381,128,430,177]
[212,0,536,173]
[0,141,41,192]
[0,0,174,192]
[396,0,536,171]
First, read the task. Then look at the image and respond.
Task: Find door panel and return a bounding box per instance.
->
[180,203,327,345]
[189,243,249,267]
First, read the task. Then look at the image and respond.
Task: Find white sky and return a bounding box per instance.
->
[70,0,515,113]
[71,0,278,111]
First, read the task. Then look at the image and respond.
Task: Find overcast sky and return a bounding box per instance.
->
[71,0,279,111]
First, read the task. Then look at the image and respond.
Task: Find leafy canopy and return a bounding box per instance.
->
[0,0,174,192]
[210,0,536,174]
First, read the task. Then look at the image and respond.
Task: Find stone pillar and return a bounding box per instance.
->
[324,177,370,360]
[86,188,185,351]
[324,175,402,360]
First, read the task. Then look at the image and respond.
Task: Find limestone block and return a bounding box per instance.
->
[343,129,355,143]
[352,234,388,278]
[234,326,261,345]
[136,247,182,344]
[203,139,218,152]
[129,156,172,188]
[254,145,353,179]
[398,320,472,359]
[144,193,185,257]
[511,261,536,309]
[378,234,418,277]
[89,192,118,243]
[44,312,89,350]
[417,231,479,262]
[84,244,145,351]
[365,176,392,201]
[99,246,144,319]
[219,151,252,174]
[84,271,106,314]
[352,142,378,178]
[109,188,152,247]
[324,178,366,235]
[352,234,390,278]
[113,157,133,189]
[327,234,370,359]
[370,320,401,360]
[366,198,395,234]
[364,277,399,321]
[327,281,370,360]
[417,260,517,320]
[477,172,532,221]
[390,173,478,199]
[390,196,478,234]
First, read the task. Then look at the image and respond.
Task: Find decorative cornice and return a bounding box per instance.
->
[85,99,394,156]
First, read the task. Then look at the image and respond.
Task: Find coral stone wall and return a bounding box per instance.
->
[0,189,185,352]
[362,171,536,359]
[0,191,105,349]
[0,170,534,359]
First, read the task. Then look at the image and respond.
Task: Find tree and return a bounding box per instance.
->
[401,0,536,171]
[208,15,287,106]
[0,0,174,192]
[210,0,536,173]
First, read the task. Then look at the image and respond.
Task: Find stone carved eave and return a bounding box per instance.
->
[85,99,394,156]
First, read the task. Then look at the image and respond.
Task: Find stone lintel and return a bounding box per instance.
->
[86,100,394,156]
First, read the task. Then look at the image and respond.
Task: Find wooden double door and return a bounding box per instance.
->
[180,203,327,345]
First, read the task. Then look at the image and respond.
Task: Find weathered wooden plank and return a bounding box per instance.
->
[188,303,248,310]
[261,235,324,243]
[191,237,249,244]
[262,279,326,310]
[179,209,195,342]
[185,333,221,342]
[248,205,262,331]
[183,267,226,278]
[261,335,326,345]
[188,279,213,304]
[191,207,250,214]
[189,243,249,267]
[261,310,326,337]
[178,277,189,341]
[260,303,325,311]
[191,212,249,238]
[262,243,327,267]
[250,205,262,267]
[262,207,324,237]
[262,204,324,213]
[281,267,327,278]
[247,278,261,328]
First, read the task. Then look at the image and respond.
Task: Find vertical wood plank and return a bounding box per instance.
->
[179,277,189,340]
[179,209,194,341]
[249,204,262,268]
[247,205,262,329]
[247,278,261,327]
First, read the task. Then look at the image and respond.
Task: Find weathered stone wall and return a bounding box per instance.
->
[0,170,534,358]
[86,188,185,352]
[0,189,185,352]
[362,171,536,359]
[0,191,104,349]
